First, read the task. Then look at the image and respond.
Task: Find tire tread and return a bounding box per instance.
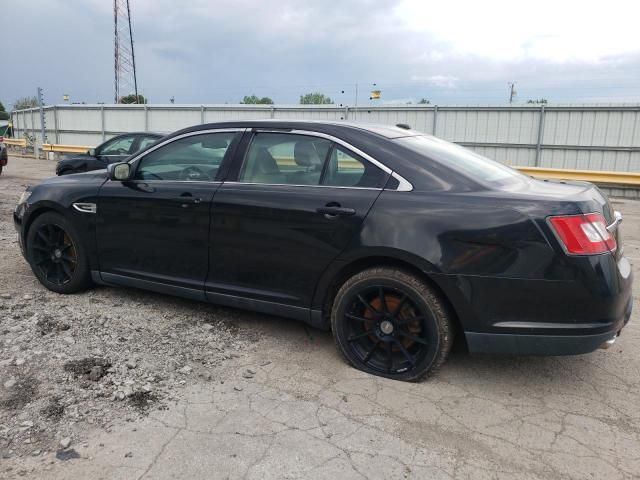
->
[331,266,454,381]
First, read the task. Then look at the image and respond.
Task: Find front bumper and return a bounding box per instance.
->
[13,209,26,256]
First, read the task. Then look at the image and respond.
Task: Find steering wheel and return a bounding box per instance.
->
[179,166,210,181]
[105,148,129,155]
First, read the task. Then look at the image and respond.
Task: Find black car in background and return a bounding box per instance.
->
[14,121,633,381]
[0,140,7,175]
[0,144,7,175]
[55,132,162,175]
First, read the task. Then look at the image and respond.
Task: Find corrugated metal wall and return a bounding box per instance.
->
[11,104,640,172]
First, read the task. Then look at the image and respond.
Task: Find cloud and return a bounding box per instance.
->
[1,0,639,106]
[411,75,459,88]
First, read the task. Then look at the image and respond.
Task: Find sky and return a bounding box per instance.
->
[2,0,640,107]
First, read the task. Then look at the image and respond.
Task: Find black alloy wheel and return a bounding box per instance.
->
[332,267,454,381]
[31,223,77,285]
[26,212,92,294]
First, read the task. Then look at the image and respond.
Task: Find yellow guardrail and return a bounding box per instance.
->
[516,166,640,186]
[41,143,92,154]
[3,138,27,147]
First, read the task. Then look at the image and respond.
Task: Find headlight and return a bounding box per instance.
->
[18,189,32,205]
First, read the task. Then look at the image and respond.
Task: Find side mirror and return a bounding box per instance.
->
[108,162,131,181]
[88,148,96,157]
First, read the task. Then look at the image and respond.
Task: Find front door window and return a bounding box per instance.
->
[135,132,238,182]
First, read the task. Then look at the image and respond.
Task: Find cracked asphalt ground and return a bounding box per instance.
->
[2,156,640,479]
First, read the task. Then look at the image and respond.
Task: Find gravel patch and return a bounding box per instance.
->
[0,159,261,460]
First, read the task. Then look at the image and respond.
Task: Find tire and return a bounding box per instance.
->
[331,267,454,381]
[26,212,92,294]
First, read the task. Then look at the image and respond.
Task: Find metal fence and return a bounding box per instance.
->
[11,104,640,172]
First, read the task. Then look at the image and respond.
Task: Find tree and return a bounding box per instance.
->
[13,96,38,110]
[0,102,7,120]
[119,94,147,104]
[299,92,333,105]
[241,95,274,104]
[418,98,430,104]
[0,101,5,112]
[527,98,548,104]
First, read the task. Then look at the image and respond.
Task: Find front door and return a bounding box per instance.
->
[96,130,243,295]
[208,131,390,309]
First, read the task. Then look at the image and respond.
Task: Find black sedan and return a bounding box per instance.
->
[0,141,7,175]
[14,121,633,381]
[55,132,162,175]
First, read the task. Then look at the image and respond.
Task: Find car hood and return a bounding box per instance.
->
[61,153,92,161]
[42,168,108,185]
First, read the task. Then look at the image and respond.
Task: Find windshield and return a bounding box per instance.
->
[396,135,525,186]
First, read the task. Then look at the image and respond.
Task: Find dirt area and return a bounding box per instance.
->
[0,157,261,465]
[1,156,639,479]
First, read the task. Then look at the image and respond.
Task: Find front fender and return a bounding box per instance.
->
[16,176,105,270]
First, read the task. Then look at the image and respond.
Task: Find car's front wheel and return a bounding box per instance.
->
[26,212,92,293]
[332,267,454,381]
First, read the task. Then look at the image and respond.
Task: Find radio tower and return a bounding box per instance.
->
[113,0,138,103]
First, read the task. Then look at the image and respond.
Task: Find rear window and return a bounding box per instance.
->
[396,135,525,185]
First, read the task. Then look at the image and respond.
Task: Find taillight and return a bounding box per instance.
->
[548,213,616,255]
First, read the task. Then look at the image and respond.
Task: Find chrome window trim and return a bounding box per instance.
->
[391,172,413,192]
[120,126,413,191]
[222,181,381,191]
[244,128,414,192]
[125,179,222,185]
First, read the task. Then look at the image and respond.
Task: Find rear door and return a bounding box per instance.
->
[207,130,390,309]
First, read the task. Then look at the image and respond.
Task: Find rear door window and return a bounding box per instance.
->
[238,133,331,185]
[321,146,387,188]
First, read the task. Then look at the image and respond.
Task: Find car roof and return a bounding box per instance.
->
[123,132,163,137]
[180,120,423,140]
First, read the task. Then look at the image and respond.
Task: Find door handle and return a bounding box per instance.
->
[177,193,202,207]
[316,205,356,217]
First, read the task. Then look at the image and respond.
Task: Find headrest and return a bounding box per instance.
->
[294,141,321,167]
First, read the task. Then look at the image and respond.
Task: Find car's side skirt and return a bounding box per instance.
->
[97,272,206,301]
[91,271,326,329]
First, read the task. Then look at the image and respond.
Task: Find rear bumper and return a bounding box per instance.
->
[466,304,631,355]
[465,282,632,356]
[435,249,634,356]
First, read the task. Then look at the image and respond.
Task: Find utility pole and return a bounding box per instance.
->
[508,82,517,104]
[354,82,358,120]
[114,0,138,103]
[37,87,47,158]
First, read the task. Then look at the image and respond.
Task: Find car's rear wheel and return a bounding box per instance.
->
[331,267,454,381]
[26,212,92,293]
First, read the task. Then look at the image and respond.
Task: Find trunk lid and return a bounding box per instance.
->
[502,177,621,257]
